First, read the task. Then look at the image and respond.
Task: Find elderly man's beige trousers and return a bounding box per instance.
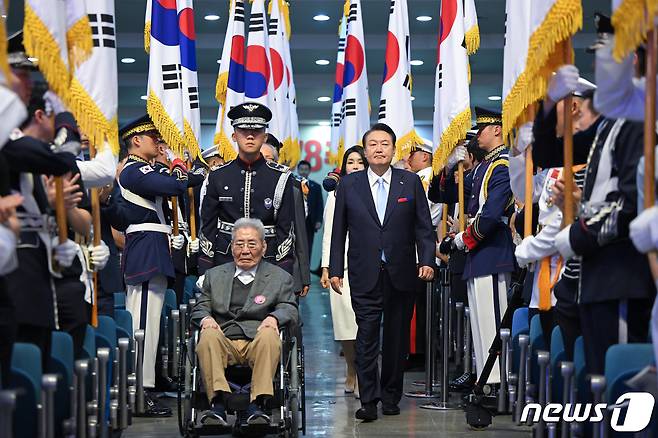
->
[196,326,281,402]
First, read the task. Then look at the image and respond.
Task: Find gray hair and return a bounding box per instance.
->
[232,217,266,241]
[261,143,279,162]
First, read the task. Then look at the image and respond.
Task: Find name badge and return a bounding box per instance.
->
[218,197,233,202]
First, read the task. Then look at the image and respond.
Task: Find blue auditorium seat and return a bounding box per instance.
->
[529,314,546,384]
[164,289,177,314]
[82,325,96,360]
[573,336,589,402]
[549,326,566,403]
[10,343,42,438]
[114,292,126,310]
[49,331,74,437]
[605,343,654,402]
[511,307,529,375]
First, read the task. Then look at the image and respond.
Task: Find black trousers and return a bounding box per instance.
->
[351,267,415,406]
[16,324,52,371]
[528,307,556,349]
[579,298,652,375]
[554,276,581,361]
[0,309,16,388]
[55,278,91,360]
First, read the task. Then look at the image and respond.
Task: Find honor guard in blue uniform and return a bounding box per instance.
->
[445,108,516,385]
[118,115,188,417]
[200,103,296,274]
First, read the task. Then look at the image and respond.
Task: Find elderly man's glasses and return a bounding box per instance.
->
[232,240,260,250]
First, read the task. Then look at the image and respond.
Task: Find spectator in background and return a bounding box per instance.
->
[321,145,367,398]
[297,160,324,266]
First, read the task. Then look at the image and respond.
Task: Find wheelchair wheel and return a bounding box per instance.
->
[177,336,195,437]
[285,393,299,438]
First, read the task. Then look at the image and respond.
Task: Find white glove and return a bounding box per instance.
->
[453,232,466,251]
[188,238,200,254]
[171,234,185,250]
[547,65,580,102]
[53,238,78,268]
[89,241,110,271]
[630,206,658,253]
[514,236,534,268]
[164,148,177,162]
[446,145,468,170]
[515,122,534,153]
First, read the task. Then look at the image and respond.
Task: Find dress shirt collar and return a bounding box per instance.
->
[367,166,392,187]
[234,265,258,284]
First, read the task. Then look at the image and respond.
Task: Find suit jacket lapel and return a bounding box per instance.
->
[383,169,404,226]
[241,262,271,312]
[355,171,380,226]
[220,262,235,316]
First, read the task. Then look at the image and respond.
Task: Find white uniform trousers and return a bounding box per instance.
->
[467,273,510,384]
[126,274,167,388]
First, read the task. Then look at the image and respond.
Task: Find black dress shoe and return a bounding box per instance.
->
[450,372,475,391]
[381,403,400,415]
[137,392,173,417]
[355,403,378,421]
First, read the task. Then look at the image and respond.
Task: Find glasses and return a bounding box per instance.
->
[232,240,260,250]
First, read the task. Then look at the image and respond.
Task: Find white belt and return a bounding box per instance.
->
[126,223,172,234]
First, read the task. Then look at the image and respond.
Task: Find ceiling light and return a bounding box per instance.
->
[140,95,148,100]
[488,95,502,101]
[319,121,330,126]
[317,96,331,102]
[121,57,136,64]
[416,15,432,22]
[410,59,424,66]
[313,14,330,21]
[204,14,220,21]
[315,59,330,66]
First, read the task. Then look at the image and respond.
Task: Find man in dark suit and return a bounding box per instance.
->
[297,160,324,259]
[329,123,435,421]
[191,218,298,426]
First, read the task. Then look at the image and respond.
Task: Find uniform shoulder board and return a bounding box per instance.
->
[266,161,290,173]
[212,160,233,172]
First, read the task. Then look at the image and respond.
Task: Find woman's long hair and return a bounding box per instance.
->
[339,145,368,176]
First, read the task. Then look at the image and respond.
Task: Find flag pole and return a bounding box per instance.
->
[187,161,196,240]
[55,177,68,244]
[562,39,575,226]
[524,105,535,238]
[644,26,658,280]
[458,162,465,232]
[89,142,101,327]
[172,196,179,236]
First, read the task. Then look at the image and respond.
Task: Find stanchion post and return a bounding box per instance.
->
[97,348,110,438]
[591,376,606,438]
[74,360,88,438]
[134,330,145,414]
[498,329,511,413]
[455,302,464,368]
[404,280,437,398]
[0,390,16,438]
[560,362,574,438]
[42,374,58,438]
[516,334,529,425]
[536,351,550,437]
[117,338,129,429]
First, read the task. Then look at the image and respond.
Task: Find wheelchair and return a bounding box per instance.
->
[176,322,306,437]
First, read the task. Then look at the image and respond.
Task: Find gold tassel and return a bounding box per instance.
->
[213,130,238,161]
[215,71,228,106]
[144,20,151,54]
[431,107,472,174]
[343,0,351,19]
[183,120,201,160]
[465,24,480,55]
[23,5,72,104]
[68,76,120,155]
[502,0,582,140]
[281,0,291,39]
[395,129,425,161]
[146,91,186,156]
[612,0,658,62]
[66,15,93,71]
[0,1,9,83]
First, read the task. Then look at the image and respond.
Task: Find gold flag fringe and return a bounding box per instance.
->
[147,91,186,157]
[432,107,471,174]
[329,137,346,167]
[69,76,120,155]
[501,0,582,141]
[183,120,201,160]
[279,136,300,167]
[465,24,480,55]
[0,1,9,84]
[612,0,658,62]
[66,15,93,71]
[394,129,425,161]
[23,5,72,105]
[215,72,228,106]
[343,0,351,19]
[144,21,151,54]
[213,130,238,161]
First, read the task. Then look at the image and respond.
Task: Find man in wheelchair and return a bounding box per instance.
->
[191,218,299,426]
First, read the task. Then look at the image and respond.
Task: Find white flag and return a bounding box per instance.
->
[268,0,290,157]
[144,0,152,53]
[214,0,245,161]
[329,14,347,165]
[280,2,300,166]
[339,0,369,162]
[463,0,479,55]
[69,0,119,156]
[146,0,186,156]
[178,0,201,158]
[432,0,471,172]
[378,0,421,159]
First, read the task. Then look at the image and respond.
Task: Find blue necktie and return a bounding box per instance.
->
[376,178,387,261]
